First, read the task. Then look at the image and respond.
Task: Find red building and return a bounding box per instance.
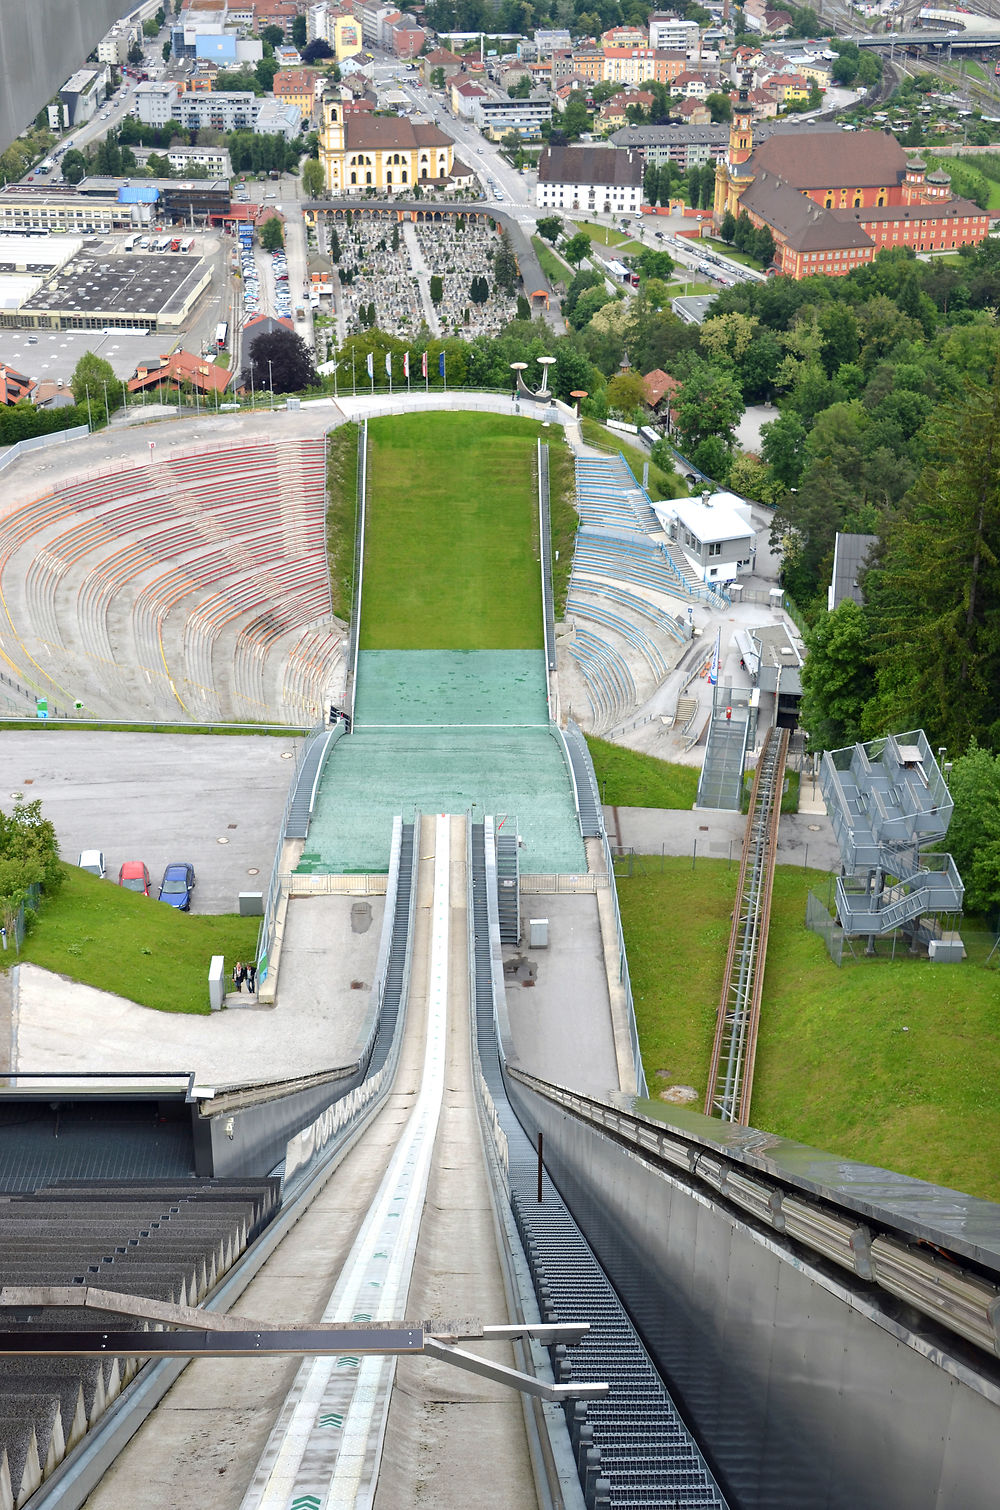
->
[715,97,991,278]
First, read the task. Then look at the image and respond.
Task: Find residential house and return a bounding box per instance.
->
[648,14,701,50]
[654,490,756,586]
[675,96,712,124]
[128,351,232,397]
[274,68,321,125]
[0,363,36,406]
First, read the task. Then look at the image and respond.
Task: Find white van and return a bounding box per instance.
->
[78,850,106,877]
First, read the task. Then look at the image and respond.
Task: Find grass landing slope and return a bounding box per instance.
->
[619,857,1000,1203]
[361,412,546,650]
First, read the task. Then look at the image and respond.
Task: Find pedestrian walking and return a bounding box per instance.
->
[233,960,245,993]
[246,961,257,993]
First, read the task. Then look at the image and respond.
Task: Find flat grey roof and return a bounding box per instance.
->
[20,253,209,318]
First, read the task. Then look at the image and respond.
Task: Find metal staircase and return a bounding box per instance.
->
[820,731,964,937]
[495,822,520,945]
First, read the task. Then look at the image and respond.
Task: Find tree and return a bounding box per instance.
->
[705,91,732,124]
[672,355,743,455]
[753,225,775,268]
[719,208,737,245]
[494,230,518,294]
[71,351,116,409]
[562,92,591,140]
[259,215,284,251]
[256,57,280,91]
[302,157,326,198]
[329,225,341,262]
[142,18,159,37]
[606,370,646,414]
[302,39,334,63]
[470,274,489,304]
[61,149,87,185]
[292,14,307,49]
[261,23,284,46]
[798,600,873,751]
[242,327,317,393]
[563,232,591,268]
[430,66,446,88]
[0,795,62,896]
[128,41,144,65]
[634,246,674,281]
[865,368,1000,751]
[537,216,562,243]
[945,743,1000,915]
[430,274,444,303]
[162,40,172,61]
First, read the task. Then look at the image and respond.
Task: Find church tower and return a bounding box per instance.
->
[714,72,755,224]
[319,95,345,195]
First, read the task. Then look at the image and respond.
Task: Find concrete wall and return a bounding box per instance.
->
[0,0,129,151]
[509,1078,1000,1510]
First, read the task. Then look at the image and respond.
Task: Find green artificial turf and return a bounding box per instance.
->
[361,412,544,650]
[586,736,699,809]
[618,857,1000,1202]
[15,865,261,1014]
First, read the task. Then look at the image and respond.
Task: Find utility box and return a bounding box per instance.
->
[929,935,965,962]
[238,891,264,916]
[208,955,225,1011]
[528,917,549,949]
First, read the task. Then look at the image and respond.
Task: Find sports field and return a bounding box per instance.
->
[619,857,1000,1202]
[360,411,544,650]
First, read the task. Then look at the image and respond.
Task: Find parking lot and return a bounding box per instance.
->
[3,731,302,914]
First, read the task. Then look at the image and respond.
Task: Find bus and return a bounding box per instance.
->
[170,237,181,251]
[180,236,194,252]
[215,321,228,350]
[123,233,139,251]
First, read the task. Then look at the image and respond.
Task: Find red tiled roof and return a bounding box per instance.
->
[128,351,231,395]
[642,368,679,407]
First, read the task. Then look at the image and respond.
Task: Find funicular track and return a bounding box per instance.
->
[705,725,789,1124]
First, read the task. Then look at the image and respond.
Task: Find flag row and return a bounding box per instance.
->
[364,351,447,379]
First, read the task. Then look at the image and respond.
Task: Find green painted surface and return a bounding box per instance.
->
[355,649,549,727]
[308,725,584,874]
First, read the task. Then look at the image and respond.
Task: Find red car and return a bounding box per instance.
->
[118,861,151,895]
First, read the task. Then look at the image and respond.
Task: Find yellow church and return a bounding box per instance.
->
[319,97,455,195]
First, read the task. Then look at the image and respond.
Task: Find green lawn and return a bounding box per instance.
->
[15,865,260,1014]
[580,418,687,500]
[361,412,544,650]
[619,858,1000,1202]
[698,235,762,269]
[327,421,360,620]
[587,737,698,808]
[532,236,568,286]
[934,157,1000,210]
[572,219,633,245]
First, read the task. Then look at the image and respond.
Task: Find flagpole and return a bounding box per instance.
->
[352,351,356,396]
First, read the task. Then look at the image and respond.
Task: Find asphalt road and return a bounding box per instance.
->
[3,731,302,914]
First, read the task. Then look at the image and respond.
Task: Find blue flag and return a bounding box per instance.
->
[438,351,446,377]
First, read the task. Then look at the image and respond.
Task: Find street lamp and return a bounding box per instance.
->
[536,355,556,397]
[268,358,274,411]
[101,382,110,427]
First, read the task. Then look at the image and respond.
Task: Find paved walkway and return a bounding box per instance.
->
[401,220,441,336]
[604,804,839,873]
[10,893,384,1087]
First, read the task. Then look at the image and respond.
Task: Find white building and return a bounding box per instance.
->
[98,22,141,65]
[536,144,643,214]
[648,14,701,49]
[654,491,757,586]
[135,82,180,126]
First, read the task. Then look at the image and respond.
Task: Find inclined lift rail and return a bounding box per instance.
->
[705,726,789,1124]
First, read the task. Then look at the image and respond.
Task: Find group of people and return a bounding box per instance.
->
[232,960,257,994]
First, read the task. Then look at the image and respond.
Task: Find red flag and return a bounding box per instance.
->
[421,350,428,379]
[403,351,410,378]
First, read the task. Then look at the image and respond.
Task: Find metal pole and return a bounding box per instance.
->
[536,1132,543,1203]
[268,358,274,411]
[102,383,110,427]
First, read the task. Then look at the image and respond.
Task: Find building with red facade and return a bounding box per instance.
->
[714,81,991,277]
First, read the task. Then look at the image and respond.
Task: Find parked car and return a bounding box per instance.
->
[157,862,196,910]
[78,849,106,878]
[118,861,151,895]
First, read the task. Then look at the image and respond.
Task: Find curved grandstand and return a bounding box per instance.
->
[0,436,339,724]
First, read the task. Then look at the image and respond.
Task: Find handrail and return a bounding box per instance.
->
[345,417,367,719]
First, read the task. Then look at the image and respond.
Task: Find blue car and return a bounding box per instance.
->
[158,862,196,910]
